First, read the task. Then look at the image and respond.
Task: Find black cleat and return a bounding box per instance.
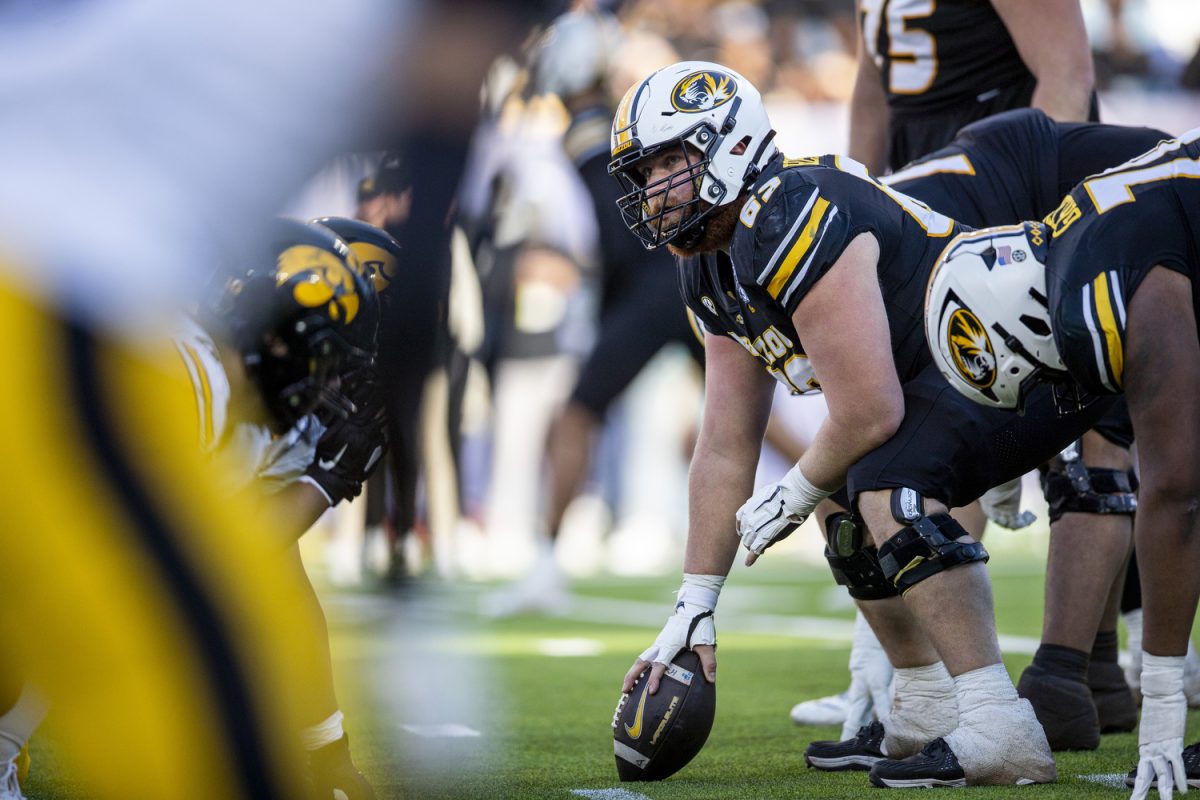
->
[1125,741,1200,789]
[1017,662,1099,750]
[869,737,967,788]
[1088,659,1137,733]
[805,720,886,771]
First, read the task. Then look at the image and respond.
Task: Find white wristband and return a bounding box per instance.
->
[678,573,725,612]
[781,464,834,510]
[1142,653,1186,697]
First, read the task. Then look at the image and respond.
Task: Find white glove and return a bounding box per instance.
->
[638,574,724,667]
[1132,654,1188,800]
[736,464,832,561]
[841,610,894,740]
[979,476,1036,530]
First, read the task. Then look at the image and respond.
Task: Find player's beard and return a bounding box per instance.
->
[667,197,743,258]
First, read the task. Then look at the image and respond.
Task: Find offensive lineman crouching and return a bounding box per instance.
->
[609,61,1127,788]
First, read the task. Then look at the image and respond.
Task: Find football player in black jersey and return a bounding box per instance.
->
[927,129,1200,799]
[607,60,1119,787]
[850,0,1095,174]
[880,109,1168,750]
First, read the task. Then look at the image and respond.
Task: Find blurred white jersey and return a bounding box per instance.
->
[0,0,409,334]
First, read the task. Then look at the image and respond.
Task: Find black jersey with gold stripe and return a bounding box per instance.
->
[886,109,1171,228]
[678,152,966,392]
[1046,128,1200,395]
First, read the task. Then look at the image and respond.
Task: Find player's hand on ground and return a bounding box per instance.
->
[1132,656,1189,800]
[736,465,832,565]
[978,476,1036,530]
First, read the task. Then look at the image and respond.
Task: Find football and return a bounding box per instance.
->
[611,649,716,781]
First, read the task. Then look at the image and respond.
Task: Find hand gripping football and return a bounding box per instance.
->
[612,650,716,781]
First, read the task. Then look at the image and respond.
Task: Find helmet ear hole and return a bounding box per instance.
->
[730,135,752,156]
[1019,315,1051,337]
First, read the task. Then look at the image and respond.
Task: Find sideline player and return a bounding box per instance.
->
[925,128,1200,798]
[486,9,704,615]
[607,60,1124,787]
[850,0,1095,174]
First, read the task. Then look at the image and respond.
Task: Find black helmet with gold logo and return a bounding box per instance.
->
[220,218,379,430]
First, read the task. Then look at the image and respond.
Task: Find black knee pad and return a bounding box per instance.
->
[877,512,989,596]
[823,512,898,601]
[1041,464,1138,524]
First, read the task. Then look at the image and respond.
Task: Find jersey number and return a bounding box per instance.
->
[861,0,937,95]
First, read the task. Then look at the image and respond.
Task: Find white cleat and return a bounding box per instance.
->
[944,698,1057,786]
[480,551,570,618]
[0,757,26,800]
[790,692,848,727]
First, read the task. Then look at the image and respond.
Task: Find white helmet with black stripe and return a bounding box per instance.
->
[925,221,1067,410]
[608,60,776,249]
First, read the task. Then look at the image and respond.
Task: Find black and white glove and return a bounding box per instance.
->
[303,378,388,505]
[1131,654,1188,800]
[638,574,724,668]
[736,464,832,563]
[979,477,1037,530]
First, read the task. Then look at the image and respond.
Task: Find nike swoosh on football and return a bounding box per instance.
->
[624,685,649,739]
[317,443,348,471]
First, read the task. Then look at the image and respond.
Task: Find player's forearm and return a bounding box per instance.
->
[1031,76,1093,123]
[273,481,333,545]
[848,54,889,173]
[683,441,757,576]
[993,0,1094,122]
[799,410,901,493]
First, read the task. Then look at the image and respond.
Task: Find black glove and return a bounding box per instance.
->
[304,376,388,505]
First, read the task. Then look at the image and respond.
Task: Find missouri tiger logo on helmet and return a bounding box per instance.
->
[608,61,777,250]
[925,222,1065,410]
[670,70,737,113]
[946,308,996,389]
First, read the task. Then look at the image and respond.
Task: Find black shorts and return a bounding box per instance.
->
[1091,397,1134,449]
[570,268,704,417]
[847,364,1114,508]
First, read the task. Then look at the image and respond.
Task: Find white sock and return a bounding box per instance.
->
[0,685,46,761]
[1123,609,1144,681]
[884,662,957,757]
[301,710,345,751]
[954,663,1018,722]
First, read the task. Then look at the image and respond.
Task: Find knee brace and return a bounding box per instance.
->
[1041,459,1138,524]
[877,490,989,595]
[823,512,898,601]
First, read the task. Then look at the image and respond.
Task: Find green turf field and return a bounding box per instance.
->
[21,527,1199,798]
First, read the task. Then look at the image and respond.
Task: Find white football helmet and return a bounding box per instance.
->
[608,60,776,249]
[532,10,621,99]
[925,222,1067,409]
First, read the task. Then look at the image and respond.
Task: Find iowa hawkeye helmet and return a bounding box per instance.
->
[222,218,378,430]
[310,216,402,301]
[608,60,776,249]
[925,222,1066,410]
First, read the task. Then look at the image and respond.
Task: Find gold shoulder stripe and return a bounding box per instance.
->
[177,342,214,449]
[1092,272,1124,388]
[767,197,830,300]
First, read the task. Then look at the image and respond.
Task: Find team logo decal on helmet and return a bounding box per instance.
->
[947,308,996,389]
[276,245,362,323]
[670,71,737,113]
